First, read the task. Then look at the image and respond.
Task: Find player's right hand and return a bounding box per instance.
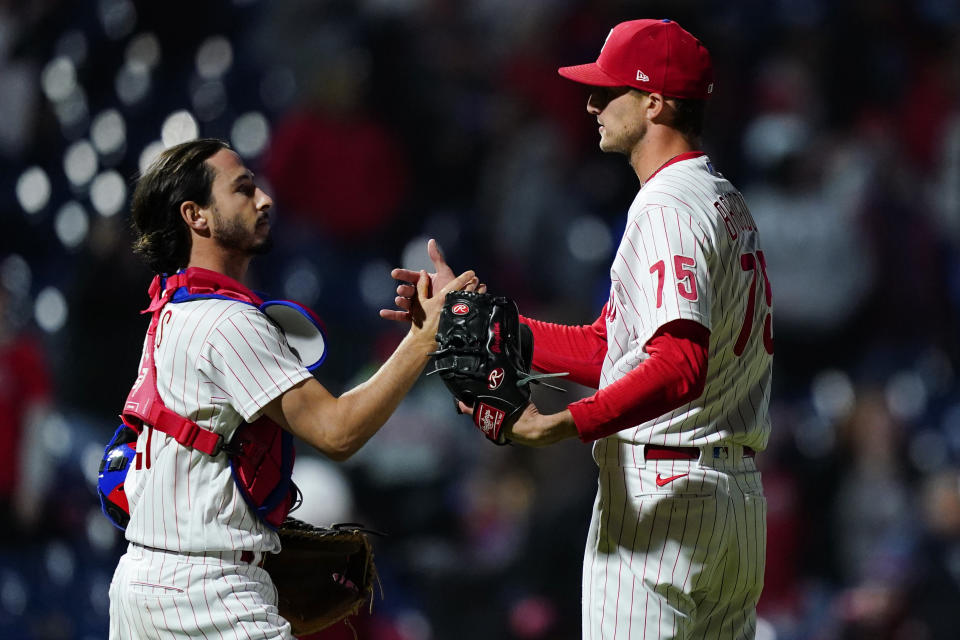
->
[380,238,486,323]
[408,269,477,338]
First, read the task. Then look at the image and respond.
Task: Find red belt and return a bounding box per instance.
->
[644,444,756,460]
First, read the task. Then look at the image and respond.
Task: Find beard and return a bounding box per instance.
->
[210,206,273,255]
[601,117,647,156]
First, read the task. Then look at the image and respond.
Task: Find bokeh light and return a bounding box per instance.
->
[567,215,613,263]
[401,235,433,275]
[98,0,137,41]
[0,573,27,616]
[196,35,234,80]
[91,109,127,158]
[231,111,270,158]
[53,85,89,132]
[44,543,75,587]
[88,573,113,617]
[40,56,77,103]
[63,140,99,188]
[54,201,90,249]
[89,170,127,217]
[0,254,32,297]
[160,110,199,147]
[138,140,165,174]
[34,287,68,333]
[886,370,928,421]
[16,166,51,214]
[359,259,394,309]
[811,369,856,422]
[125,32,161,69]
[115,61,152,106]
[282,260,323,306]
[290,456,354,525]
[85,509,119,553]
[40,412,73,460]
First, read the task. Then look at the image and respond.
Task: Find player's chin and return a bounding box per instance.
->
[251,232,274,255]
[598,137,621,154]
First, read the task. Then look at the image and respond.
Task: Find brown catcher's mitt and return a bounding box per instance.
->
[263,517,379,636]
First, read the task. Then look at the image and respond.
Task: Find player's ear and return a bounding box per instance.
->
[645,92,667,121]
[180,201,208,231]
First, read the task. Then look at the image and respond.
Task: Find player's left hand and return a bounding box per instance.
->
[380,238,486,323]
[457,401,578,447]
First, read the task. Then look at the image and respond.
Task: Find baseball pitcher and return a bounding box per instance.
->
[386,19,772,640]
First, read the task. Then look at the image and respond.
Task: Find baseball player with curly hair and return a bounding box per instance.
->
[386,19,772,640]
[107,138,475,639]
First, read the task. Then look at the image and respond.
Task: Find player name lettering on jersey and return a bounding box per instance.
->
[715,191,756,240]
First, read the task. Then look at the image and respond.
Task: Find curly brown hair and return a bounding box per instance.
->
[129,138,230,274]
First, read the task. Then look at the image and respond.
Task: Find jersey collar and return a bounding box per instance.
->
[645,151,706,184]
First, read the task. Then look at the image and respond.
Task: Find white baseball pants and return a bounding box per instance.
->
[109,543,292,639]
[582,446,766,639]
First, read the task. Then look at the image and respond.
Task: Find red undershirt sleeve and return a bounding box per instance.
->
[567,319,710,443]
[520,306,608,388]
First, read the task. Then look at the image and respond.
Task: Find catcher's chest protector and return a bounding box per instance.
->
[119,268,324,529]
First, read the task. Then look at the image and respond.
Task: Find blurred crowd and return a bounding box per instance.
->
[1,0,960,638]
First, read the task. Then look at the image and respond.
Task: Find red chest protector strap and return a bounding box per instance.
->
[122,268,297,529]
[123,269,262,455]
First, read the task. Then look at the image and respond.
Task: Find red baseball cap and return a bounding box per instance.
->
[558,19,714,100]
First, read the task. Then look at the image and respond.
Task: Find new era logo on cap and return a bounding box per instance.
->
[557,18,714,100]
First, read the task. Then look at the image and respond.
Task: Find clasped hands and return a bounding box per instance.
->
[379,239,577,447]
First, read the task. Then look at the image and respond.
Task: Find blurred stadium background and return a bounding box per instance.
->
[1,0,960,638]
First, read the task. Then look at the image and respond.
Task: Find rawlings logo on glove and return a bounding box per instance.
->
[429,291,566,444]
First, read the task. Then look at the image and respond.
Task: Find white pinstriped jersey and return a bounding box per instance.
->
[595,154,773,465]
[123,297,312,553]
[581,154,769,640]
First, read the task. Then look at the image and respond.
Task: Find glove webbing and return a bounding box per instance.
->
[429,349,568,389]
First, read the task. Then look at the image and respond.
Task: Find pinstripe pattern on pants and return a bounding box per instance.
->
[109,543,292,639]
[582,451,766,640]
